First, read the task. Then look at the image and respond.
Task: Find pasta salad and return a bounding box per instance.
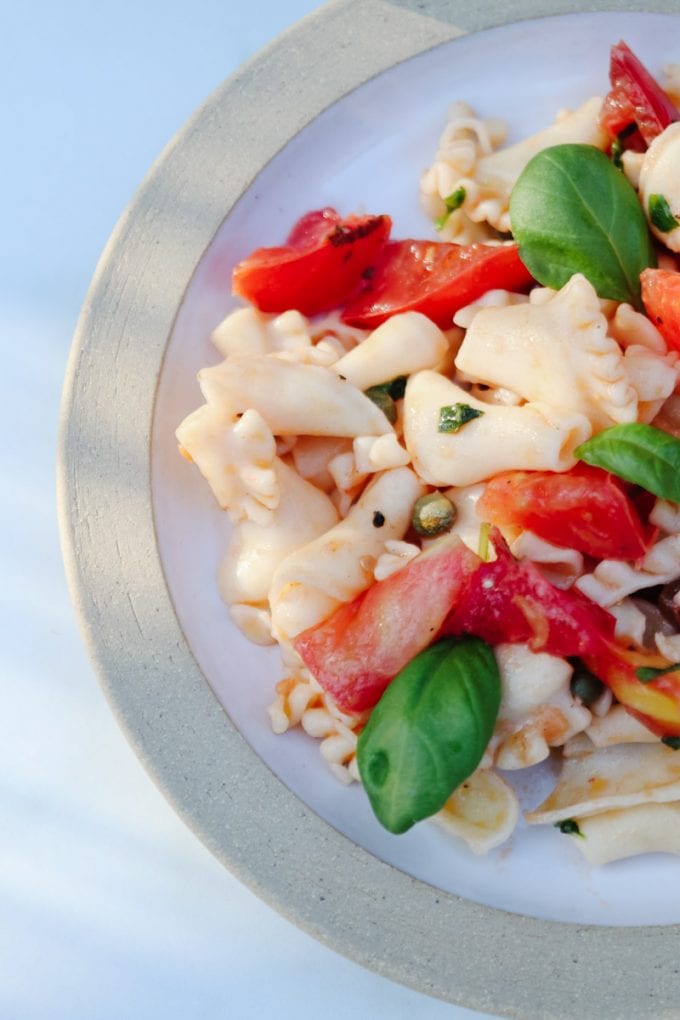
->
[177,41,680,867]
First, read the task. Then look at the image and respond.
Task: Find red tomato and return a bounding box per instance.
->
[477,464,652,561]
[292,535,481,713]
[600,40,679,146]
[641,268,680,352]
[232,208,391,317]
[340,240,534,329]
[442,531,616,658]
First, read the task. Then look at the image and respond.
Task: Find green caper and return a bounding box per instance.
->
[569,661,604,707]
[365,386,397,425]
[411,492,456,537]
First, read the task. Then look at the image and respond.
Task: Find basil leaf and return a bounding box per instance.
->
[575,423,680,502]
[357,636,500,834]
[438,403,483,433]
[649,194,679,233]
[554,819,584,838]
[509,144,656,309]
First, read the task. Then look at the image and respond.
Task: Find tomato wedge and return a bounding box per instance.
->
[442,531,616,658]
[477,464,652,561]
[292,535,480,713]
[641,267,680,352]
[232,207,391,317]
[600,40,679,146]
[340,240,534,329]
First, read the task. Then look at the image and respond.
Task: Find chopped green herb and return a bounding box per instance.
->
[438,403,483,433]
[554,818,584,838]
[649,193,679,234]
[610,123,638,169]
[478,521,491,562]
[662,736,680,750]
[411,493,456,537]
[435,186,466,231]
[636,661,680,683]
[365,386,397,425]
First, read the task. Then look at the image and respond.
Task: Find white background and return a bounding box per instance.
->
[2,2,491,1018]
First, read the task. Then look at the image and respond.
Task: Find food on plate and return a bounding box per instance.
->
[177,40,680,864]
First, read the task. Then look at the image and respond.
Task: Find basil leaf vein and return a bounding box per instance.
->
[357,636,500,834]
[509,144,656,309]
[575,423,680,503]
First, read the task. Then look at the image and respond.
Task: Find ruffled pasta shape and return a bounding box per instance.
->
[526,743,680,825]
[403,370,590,487]
[456,275,639,431]
[211,306,365,360]
[421,97,606,237]
[219,458,339,608]
[509,532,584,590]
[575,534,680,607]
[199,356,393,437]
[568,802,680,866]
[332,311,449,390]
[432,769,520,854]
[268,467,425,641]
[489,644,591,771]
[176,405,278,523]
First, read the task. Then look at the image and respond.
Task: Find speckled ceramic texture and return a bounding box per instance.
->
[58,2,680,1016]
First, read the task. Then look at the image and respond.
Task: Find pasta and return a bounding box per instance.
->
[176,43,680,869]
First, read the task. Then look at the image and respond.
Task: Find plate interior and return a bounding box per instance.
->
[152,10,680,927]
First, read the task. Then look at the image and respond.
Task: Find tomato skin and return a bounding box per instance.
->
[601,41,679,146]
[340,240,534,330]
[232,208,392,317]
[477,464,652,561]
[292,536,481,713]
[641,268,680,352]
[442,531,616,658]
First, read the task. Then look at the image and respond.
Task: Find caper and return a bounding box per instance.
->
[569,661,604,707]
[411,492,456,537]
[365,386,397,425]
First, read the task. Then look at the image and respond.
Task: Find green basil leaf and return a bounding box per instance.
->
[649,194,679,233]
[575,423,680,502]
[509,143,656,309]
[554,819,584,838]
[356,636,500,834]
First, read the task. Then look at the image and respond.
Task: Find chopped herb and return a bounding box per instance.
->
[478,521,491,562]
[435,186,466,231]
[635,661,680,683]
[554,818,584,838]
[372,511,386,528]
[365,385,397,424]
[662,736,680,750]
[387,375,407,400]
[649,194,679,233]
[438,403,484,433]
[610,123,638,169]
[411,493,456,537]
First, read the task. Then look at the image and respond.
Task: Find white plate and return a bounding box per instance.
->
[60,4,680,1016]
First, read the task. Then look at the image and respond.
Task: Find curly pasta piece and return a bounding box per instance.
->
[639,122,680,252]
[575,535,680,607]
[568,802,680,866]
[432,769,520,854]
[509,532,584,589]
[456,275,639,431]
[176,405,278,522]
[211,306,365,360]
[403,370,590,487]
[219,458,339,607]
[489,644,591,771]
[268,467,425,641]
[526,743,680,826]
[198,356,393,438]
[332,312,449,390]
[421,97,606,236]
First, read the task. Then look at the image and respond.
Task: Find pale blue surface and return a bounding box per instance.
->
[1,3,492,1017]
